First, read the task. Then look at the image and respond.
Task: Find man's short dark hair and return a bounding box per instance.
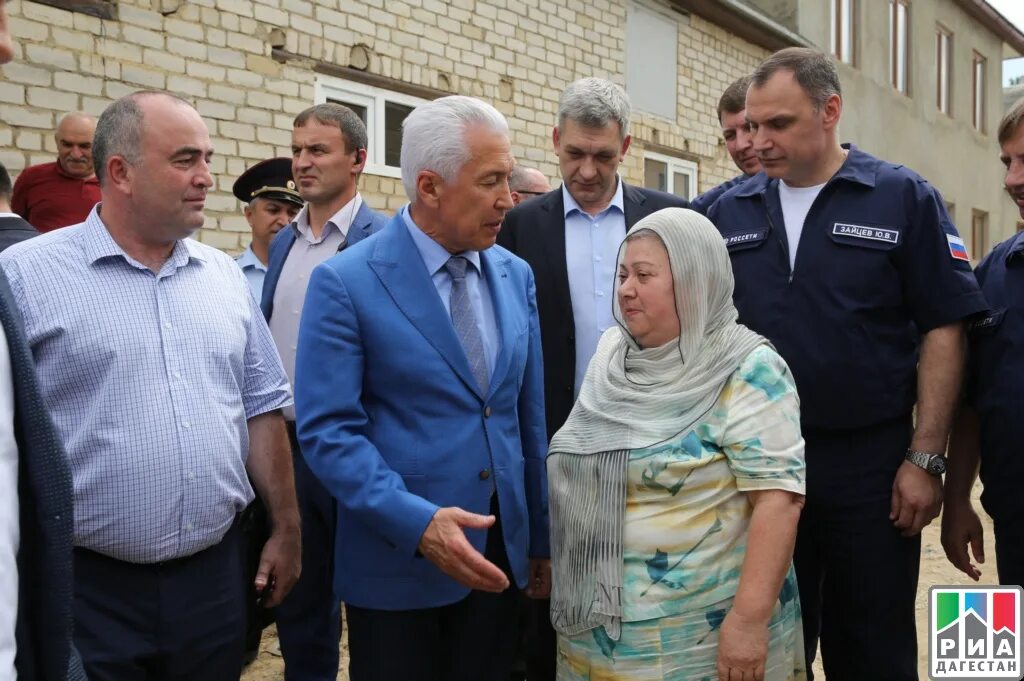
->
[717,76,751,123]
[998,97,1024,145]
[294,103,368,153]
[0,162,10,203]
[751,47,842,109]
[93,90,192,185]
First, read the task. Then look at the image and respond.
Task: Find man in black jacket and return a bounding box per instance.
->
[496,76,687,681]
[0,3,83,677]
[0,162,39,252]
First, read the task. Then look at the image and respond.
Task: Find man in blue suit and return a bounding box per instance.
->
[295,95,550,681]
[259,103,387,681]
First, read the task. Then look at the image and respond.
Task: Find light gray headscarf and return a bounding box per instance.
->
[547,207,767,640]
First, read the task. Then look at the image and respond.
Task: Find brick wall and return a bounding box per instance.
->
[0,0,767,252]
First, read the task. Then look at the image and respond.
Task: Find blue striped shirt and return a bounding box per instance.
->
[0,206,292,563]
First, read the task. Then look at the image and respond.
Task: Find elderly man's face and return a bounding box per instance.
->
[245,197,300,245]
[56,115,97,179]
[617,235,679,350]
[0,1,12,65]
[1001,123,1024,220]
[553,119,629,214]
[127,98,214,240]
[429,124,514,253]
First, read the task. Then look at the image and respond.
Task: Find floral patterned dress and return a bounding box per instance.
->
[556,346,808,681]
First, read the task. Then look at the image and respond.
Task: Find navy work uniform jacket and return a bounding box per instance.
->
[707,144,986,436]
[965,232,1024,524]
[690,173,751,216]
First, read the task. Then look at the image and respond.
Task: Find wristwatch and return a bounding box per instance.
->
[905,449,947,476]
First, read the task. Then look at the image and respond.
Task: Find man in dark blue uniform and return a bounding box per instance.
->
[707,48,986,680]
[690,75,761,215]
[942,98,1024,589]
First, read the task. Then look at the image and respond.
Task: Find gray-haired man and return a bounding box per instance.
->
[497,76,688,680]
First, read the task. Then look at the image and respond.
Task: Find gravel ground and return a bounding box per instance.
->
[242,484,993,680]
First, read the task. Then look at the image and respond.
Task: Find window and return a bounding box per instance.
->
[30,0,116,19]
[643,152,697,201]
[625,2,678,121]
[972,52,987,133]
[936,27,952,115]
[890,0,910,94]
[830,0,857,65]
[971,209,988,259]
[314,77,429,179]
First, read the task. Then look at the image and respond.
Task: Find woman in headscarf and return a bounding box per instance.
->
[548,208,806,680]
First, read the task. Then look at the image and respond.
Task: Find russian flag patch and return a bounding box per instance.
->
[947,234,970,261]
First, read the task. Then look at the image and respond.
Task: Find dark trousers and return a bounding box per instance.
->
[73,522,246,681]
[796,419,919,681]
[346,497,520,681]
[523,597,556,680]
[994,516,1024,587]
[275,422,341,681]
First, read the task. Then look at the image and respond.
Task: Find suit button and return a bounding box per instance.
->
[479,469,490,480]
[566,385,573,394]
[484,406,492,418]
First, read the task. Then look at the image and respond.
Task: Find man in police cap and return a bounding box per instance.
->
[232,158,304,302]
[233,156,305,668]
[707,48,986,680]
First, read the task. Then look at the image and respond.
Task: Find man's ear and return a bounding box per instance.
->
[353,148,367,173]
[416,170,443,209]
[619,133,632,160]
[821,94,843,132]
[105,156,133,195]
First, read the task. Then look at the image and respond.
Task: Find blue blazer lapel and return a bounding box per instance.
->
[261,228,297,319]
[344,202,376,250]
[368,218,484,399]
[480,247,514,398]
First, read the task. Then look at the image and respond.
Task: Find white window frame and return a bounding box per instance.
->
[890,0,910,95]
[643,151,697,201]
[830,0,856,65]
[972,52,987,133]
[314,77,430,179]
[936,27,952,115]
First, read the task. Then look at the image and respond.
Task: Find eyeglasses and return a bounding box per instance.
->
[515,190,547,197]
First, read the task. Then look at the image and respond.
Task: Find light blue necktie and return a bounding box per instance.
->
[444,255,489,395]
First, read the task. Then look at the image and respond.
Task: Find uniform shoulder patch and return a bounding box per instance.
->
[946,233,970,262]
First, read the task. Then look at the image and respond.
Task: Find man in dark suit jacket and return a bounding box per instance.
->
[3,270,83,681]
[497,76,687,681]
[0,7,80,677]
[0,162,38,252]
[258,103,388,681]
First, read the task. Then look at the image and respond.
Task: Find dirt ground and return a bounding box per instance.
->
[242,484,993,681]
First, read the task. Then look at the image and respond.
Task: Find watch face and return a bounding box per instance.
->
[928,456,947,475]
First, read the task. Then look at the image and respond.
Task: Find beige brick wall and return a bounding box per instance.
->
[0,0,765,252]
